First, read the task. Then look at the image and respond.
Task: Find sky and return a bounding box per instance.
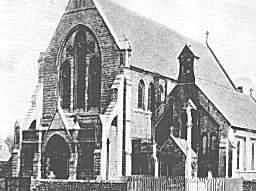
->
[1,0,256,139]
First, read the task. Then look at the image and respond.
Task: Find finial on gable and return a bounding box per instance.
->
[178,45,199,61]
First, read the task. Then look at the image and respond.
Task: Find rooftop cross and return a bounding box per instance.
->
[205,30,210,45]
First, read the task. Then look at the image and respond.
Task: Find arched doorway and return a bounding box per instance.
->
[45,135,70,179]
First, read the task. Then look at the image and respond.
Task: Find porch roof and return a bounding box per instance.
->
[160,135,197,158]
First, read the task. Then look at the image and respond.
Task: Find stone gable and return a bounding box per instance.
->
[41,0,122,126]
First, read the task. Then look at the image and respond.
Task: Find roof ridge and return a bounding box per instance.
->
[197,77,254,100]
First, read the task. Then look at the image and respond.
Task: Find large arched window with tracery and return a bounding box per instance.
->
[60,26,101,112]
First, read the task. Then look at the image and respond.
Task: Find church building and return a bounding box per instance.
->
[10,0,256,180]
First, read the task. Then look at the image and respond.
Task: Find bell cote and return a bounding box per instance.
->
[178,45,199,83]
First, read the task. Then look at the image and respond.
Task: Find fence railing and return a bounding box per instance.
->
[3,176,245,191]
[127,176,243,191]
[127,176,185,191]
[186,178,225,191]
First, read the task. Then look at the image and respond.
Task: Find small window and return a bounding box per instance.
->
[252,143,255,170]
[159,85,165,103]
[202,134,208,155]
[120,52,125,66]
[148,83,155,111]
[82,0,86,7]
[15,125,20,145]
[76,0,82,8]
[74,0,78,8]
[210,134,217,151]
[138,80,145,109]
[237,141,240,169]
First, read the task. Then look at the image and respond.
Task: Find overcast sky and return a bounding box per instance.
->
[1,0,256,139]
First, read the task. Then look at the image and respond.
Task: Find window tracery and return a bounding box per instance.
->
[60,26,101,112]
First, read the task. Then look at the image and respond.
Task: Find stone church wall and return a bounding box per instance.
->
[129,69,176,140]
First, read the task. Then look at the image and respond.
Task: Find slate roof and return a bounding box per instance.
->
[94,0,256,130]
[95,0,233,89]
[198,79,256,130]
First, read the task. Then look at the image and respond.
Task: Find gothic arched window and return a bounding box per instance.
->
[202,134,208,155]
[74,0,81,9]
[138,80,145,109]
[60,26,101,112]
[14,123,20,146]
[210,134,217,151]
[252,143,255,170]
[159,85,164,103]
[82,0,86,7]
[237,141,240,169]
[148,83,155,111]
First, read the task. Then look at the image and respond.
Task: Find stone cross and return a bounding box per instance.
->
[185,99,197,178]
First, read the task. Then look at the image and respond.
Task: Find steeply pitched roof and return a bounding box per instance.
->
[170,135,197,158]
[198,79,256,130]
[95,0,233,89]
[94,0,256,130]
